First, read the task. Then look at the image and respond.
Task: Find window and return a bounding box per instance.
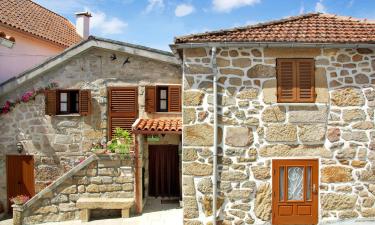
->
[145,85,181,113]
[277,59,315,103]
[45,89,91,116]
[58,90,79,114]
[157,86,168,112]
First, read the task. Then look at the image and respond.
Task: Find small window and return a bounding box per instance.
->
[277,59,315,103]
[157,86,168,112]
[58,90,79,114]
[45,89,91,116]
[145,85,181,113]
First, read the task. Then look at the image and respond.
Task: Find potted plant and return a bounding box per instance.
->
[107,128,133,159]
[10,195,30,205]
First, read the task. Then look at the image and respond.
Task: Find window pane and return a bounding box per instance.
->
[279,167,284,201]
[160,90,167,99]
[160,100,167,110]
[60,103,67,112]
[60,93,67,102]
[306,166,312,201]
[287,167,304,201]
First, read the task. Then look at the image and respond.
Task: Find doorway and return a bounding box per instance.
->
[6,155,35,213]
[148,145,180,198]
[272,159,319,225]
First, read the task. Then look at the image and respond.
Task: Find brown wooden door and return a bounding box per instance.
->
[272,159,318,225]
[148,145,180,198]
[6,155,35,212]
[108,87,138,139]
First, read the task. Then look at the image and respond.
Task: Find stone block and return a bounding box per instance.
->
[251,166,270,180]
[254,183,271,221]
[321,166,353,183]
[315,67,329,103]
[220,68,244,76]
[361,208,375,218]
[232,58,251,68]
[221,171,248,182]
[183,162,212,176]
[183,197,199,219]
[185,48,207,57]
[331,87,365,106]
[262,79,277,103]
[288,106,328,123]
[298,124,326,144]
[327,127,340,142]
[183,91,205,106]
[338,211,358,219]
[182,176,195,196]
[264,48,320,58]
[185,65,212,74]
[261,106,286,122]
[197,177,212,194]
[321,193,357,210]
[259,144,332,158]
[247,64,275,78]
[265,124,297,142]
[183,124,214,146]
[183,148,199,161]
[183,108,196,124]
[228,189,252,202]
[225,127,253,147]
[343,109,366,122]
[342,131,368,142]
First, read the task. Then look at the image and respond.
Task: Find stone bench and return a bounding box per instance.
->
[76,198,134,222]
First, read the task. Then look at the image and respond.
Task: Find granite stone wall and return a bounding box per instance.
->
[14,154,134,225]
[182,47,375,224]
[0,47,181,213]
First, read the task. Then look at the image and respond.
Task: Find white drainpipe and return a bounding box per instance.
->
[211,47,218,225]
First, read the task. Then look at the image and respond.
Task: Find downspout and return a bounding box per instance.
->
[211,47,218,225]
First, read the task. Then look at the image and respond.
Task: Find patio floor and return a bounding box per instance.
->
[0,198,182,225]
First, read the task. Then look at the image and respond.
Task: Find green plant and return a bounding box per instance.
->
[107,128,133,159]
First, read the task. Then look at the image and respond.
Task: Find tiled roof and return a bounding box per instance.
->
[133,118,182,134]
[0,0,82,47]
[175,13,375,44]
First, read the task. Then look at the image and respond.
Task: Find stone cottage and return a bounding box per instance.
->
[0,36,183,223]
[172,13,375,225]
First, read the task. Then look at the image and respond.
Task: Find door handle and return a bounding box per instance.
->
[312,184,318,194]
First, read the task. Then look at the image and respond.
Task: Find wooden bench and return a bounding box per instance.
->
[76,198,134,222]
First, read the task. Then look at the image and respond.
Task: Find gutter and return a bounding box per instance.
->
[211,47,218,225]
[171,41,375,50]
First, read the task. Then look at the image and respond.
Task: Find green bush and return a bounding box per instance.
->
[107,128,133,158]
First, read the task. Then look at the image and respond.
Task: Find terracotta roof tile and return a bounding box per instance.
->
[0,0,82,47]
[133,118,182,134]
[175,13,375,44]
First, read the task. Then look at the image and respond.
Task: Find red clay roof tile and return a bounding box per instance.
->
[133,118,182,134]
[175,13,375,44]
[0,0,82,47]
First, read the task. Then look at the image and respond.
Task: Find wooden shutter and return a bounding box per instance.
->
[145,86,156,113]
[45,90,57,115]
[79,90,91,116]
[296,59,315,102]
[168,85,181,112]
[277,59,296,102]
[108,87,138,139]
[277,59,315,103]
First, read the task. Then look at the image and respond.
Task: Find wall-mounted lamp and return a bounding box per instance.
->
[16,142,23,153]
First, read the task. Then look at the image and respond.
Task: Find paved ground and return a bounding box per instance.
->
[0,198,182,225]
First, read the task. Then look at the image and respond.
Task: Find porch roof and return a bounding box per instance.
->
[132,118,182,134]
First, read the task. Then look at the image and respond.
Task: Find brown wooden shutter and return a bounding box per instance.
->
[277,59,296,103]
[145,86,156,113]
[296,59,315,102]
[168,85,181,112]
[108,87,138,139]
[45,90,57,115]
[79,90,91,116]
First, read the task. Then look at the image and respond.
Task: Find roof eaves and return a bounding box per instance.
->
[0,36,179,96]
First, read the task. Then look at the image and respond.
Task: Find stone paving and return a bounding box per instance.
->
[0,198,182,225]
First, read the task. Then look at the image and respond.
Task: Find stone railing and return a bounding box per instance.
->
[13,153,134,225]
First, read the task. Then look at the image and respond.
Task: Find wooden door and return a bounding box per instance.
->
[148,145,180,198]
[272,159,319,225]
[6,155,35,212]
[108,87,138,139]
